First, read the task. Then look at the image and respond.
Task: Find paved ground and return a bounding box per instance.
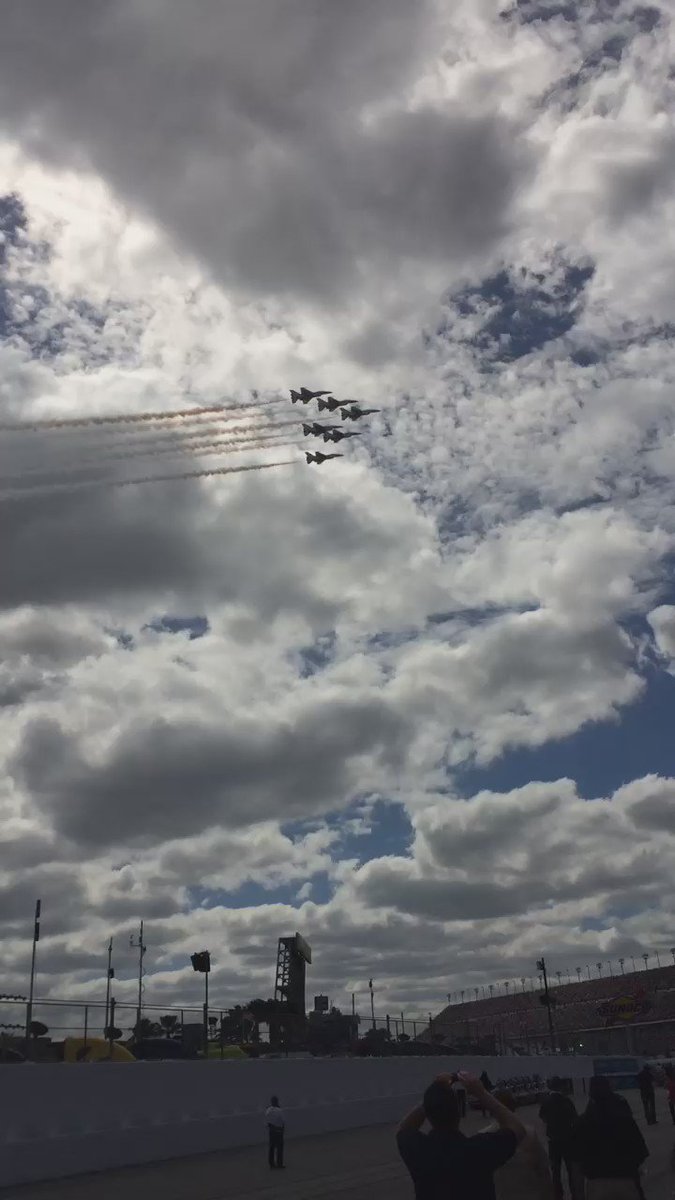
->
[3,1090,674,1200]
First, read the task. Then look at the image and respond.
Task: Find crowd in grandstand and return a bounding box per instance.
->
[429,964,675,1057]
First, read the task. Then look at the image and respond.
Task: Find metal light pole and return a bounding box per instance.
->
[130,921,146,1035]
[25,899,41,1054]
[536,957,556,1054]
[369,979,375,1029]
[671,948,675,966]
[586,964,591,980]
[596,962,603,978]
[619,958,625,974]
[642,953,649,971]
[190,951,211,1056]
[656,950,661,968]
[104,937,114,1034]
[576,967,581,983]
[607,961,613,977]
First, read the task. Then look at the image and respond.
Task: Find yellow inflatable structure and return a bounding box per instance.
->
[63,1036,135,1063]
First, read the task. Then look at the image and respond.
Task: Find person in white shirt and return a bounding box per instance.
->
[265,1095,285,1169]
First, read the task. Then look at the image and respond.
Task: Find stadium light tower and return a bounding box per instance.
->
[619,958,625,974]
[521,977,526,992]
[596,962,603,977]
[655,950,661,968]
[586,965,591,980]
[474,987,479,1001]
[642,953,649,971]
[631,956,636,972]
[536,957,556,1053]
[555,971,562,986]
[489,984,494,998]
[576,967,582,982]
[607,961,613,977]
[671,948,675,965]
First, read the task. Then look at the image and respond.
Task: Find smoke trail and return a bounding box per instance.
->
[0,398,286,434]
[0,457,299,501]
[2,424,300,483]
[1,435,302,487]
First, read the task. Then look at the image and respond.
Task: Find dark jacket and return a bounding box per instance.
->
[572,1094,648,1180]
[538,1091,578,1145]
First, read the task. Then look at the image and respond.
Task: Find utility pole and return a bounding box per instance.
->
[369,979,375,1029]
[130,921,146,1036]
[104,937,114,1034]
[25,899,41,1055]
[536,957,556,1054]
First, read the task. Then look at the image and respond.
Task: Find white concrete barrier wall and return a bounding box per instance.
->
[0,1054,594,1187]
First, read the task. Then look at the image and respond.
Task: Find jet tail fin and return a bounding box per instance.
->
[305,452,315,464]
[317,397,328,412]
[290,390,301,403]
[302,424,312,436]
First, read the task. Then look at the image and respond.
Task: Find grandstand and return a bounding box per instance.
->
[427,964,675,1057]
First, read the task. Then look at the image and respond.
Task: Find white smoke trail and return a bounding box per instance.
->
[1,438,301,489]
[0,457,300,501]
[0,398,286,434]
[2,425,301,484]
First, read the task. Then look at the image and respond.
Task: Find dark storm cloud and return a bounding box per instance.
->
[11,695,409,847]
[0,0,534,304]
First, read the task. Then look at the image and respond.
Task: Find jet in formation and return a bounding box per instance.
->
[290,388,331,404]
[302,422,362,444]
[340,404,380,421]
[302,422,340,438]
[324,429,361,443]
[305,451,344,465]
[316,396,345,414]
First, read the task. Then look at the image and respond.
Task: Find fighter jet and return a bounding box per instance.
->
[316,396,345,414]
[302,422,341,438]
[323,428,362,443]
[340,404,381,421]
[305,451,344,465]
[290,388,332,404]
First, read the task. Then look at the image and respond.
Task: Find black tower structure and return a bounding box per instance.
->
[274,932,312,1016]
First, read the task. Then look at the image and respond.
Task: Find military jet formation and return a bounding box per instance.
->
[302,422,361,444]
[290,387,380,464]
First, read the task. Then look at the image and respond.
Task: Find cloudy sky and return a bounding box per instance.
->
[1,0,675,1028]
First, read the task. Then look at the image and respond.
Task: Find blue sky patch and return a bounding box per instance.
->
[146,615,210,640]
[443,261,595,364]
[456,664,675,799]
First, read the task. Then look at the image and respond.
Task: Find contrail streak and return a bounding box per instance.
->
[1,426,300,483]
[0,436,299,487]
[0,457,300,501]
[0,398,286,434]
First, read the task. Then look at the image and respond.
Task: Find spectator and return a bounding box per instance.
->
[485,1089,554,1200]
[573,1076,648,1200]
[637,1064,656,1126]
[265,1094,285,1170]
[539,1076,582,1200]
[396,1071,526,1200]
[665,1064,675,1126]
